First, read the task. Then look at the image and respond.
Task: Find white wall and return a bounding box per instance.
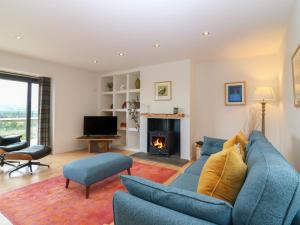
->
[0,51,98,154]
[139,59,192,159]
[280,0,300,171]
[195,54,281,148]
[99,59,193,160]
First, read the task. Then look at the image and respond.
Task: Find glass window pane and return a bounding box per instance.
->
[0,79,28,140]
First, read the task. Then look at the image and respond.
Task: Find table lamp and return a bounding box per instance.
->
[253,87,275,135]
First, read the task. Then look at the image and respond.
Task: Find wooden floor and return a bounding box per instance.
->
[0,149,191,194]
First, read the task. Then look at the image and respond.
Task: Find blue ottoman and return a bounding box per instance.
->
[63,152,133,198]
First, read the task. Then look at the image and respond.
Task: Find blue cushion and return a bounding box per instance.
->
[233,132,300,225]
[113,191,218,225]
[201,136,226,156]
[121,175,232,225]
[184,155,209,176]
[170,173,200,192]
[63,153,132,186]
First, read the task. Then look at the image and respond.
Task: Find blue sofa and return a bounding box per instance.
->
[113,131,300,225]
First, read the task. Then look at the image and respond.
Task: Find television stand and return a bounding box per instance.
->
[76,135,121,153]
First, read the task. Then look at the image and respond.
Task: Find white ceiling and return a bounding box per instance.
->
[0,0,295,74]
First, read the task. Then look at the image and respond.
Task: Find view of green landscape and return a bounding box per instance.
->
[0,79,39,144]
[0,107,38,142]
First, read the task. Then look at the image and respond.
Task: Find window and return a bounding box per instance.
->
[0,72,39,145]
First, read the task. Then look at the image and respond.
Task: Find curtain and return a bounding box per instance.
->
[38,77,51,147]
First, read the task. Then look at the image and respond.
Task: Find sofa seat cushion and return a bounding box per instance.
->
[121,175,233,225]
[201,136,226,156]
[114,191,218,225]
[170,173,200,192]
[185,155,209,176]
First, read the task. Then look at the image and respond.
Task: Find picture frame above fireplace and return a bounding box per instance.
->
[154,81,172,101]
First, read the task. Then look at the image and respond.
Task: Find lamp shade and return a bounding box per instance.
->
[253,87,275,102]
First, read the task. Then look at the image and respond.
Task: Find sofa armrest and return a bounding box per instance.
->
[113,191,217,225]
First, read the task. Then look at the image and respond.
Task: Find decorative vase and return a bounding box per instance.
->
[135,78,140,89]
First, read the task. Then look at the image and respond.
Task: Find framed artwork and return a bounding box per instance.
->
[292,43,300,107]
[154,81,172,101]
[225,81,246,106]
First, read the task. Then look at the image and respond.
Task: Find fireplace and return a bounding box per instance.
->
[149,131,175,156]
[147,118,180,156]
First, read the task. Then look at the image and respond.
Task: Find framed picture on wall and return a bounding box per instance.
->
[154,81,172,101]
[225,81,246,106]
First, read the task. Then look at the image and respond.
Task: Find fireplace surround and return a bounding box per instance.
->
[147,118,180,157]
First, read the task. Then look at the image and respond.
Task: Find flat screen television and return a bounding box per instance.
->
[84,116,117,135]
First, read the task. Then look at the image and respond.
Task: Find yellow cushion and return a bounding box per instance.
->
[223,131,248,160]
[197,146,247,205]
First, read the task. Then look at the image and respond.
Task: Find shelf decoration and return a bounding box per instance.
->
[128,100,140,130]
[107,82,113,91]
[135,77,140,89]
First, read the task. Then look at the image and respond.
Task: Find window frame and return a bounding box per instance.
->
[0,71,39,144]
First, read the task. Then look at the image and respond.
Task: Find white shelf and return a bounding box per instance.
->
[127,127,139,132]
[100,71,140,151]
[128,89,140,93]
[115,109,127,112]
[115,90,127,94]
[102,91,113,95]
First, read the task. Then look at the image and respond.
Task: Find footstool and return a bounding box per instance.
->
[63,152,132,198]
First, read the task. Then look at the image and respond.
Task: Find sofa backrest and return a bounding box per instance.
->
[232,131,300,225]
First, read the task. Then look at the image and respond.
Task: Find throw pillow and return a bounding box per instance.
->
[201,136,226,156]
[197,145,247,205]
[223,131,248,160]
[121,175,232,225]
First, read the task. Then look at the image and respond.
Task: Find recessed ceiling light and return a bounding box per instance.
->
[118,52,125,56]
[16,35,23,40]
[93,60,98,64]
[202,31,210,36]
[154,43,160,48]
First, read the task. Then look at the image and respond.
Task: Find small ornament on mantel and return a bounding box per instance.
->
[135,77,140,89]
[173,107,179,114]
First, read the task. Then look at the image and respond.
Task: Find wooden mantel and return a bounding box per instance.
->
[141,113,184,119]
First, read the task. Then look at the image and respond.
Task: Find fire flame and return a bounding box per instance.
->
[153,137,165,149]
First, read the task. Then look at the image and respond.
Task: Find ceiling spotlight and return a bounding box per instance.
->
[16,35,23,40]
[202,31,210,36]
[118,52,125,56]
[154,43,160,48]
[93,60,98,64]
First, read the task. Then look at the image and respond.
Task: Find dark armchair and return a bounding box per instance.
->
[0,135,51,176]
[0,135,29,167]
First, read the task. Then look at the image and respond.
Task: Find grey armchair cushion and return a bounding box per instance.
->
[0,141,29,152]
[1,135,22,146]
[6,145,51,160]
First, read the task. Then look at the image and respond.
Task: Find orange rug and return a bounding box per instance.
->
[0,161,177,225]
